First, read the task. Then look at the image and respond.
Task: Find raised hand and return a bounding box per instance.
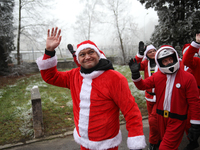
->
[67,44,75,54]
[46,27,62,51]
[128,58,141,79]
[138,41,146,55]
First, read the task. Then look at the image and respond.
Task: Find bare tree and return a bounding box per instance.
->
[15,0,55,65]
[74,0,103,42]
[102,0,138,64]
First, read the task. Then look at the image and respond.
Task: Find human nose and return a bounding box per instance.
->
[85,53,91,59]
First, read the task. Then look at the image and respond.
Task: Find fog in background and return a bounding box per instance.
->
[12,0,158,60]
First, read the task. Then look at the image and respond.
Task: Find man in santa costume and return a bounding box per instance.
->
[128,45,200,150]
[182,33,200,150]
[133,41,160,150]
[36,27,146,150]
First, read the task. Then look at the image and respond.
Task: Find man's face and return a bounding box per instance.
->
[147,49,156,59]
[78,48,100,69]
[161,56,173,66]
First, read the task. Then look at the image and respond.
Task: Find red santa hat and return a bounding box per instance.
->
[75,40,106,64]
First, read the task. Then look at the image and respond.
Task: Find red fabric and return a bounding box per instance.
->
[43,53,51,60]
[134,68,200,149]
[182,43,190,54]
[182,44,200,95]
[40,55,144,149]
[77,40,99,50]
[146,101,159,144]
[158,116,187,150]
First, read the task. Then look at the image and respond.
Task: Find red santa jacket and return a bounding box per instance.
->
[135,55,158,102]
[182,41,200,95]
[36,55,146,150]
[133,68,200,124]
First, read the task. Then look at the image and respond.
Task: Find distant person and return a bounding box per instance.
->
[129,45,200,150]
[36,27,146,150]
[133,41,160,150]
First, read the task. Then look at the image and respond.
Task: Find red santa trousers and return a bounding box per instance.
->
[158,115,187,150]
[146,101,160,144]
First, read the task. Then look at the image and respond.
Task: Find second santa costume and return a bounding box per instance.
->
[132,46,200,150]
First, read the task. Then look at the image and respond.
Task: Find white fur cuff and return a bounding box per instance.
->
[191,41,200,49]
[36,56,57,71]
[127,135,146,149]
[132,76,142,82]
[190,120,200,125]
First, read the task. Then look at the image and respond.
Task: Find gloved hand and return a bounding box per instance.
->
[67,44,75,55]
[128,58,141,79]
[138,41,146,55]
[187,124,200,141]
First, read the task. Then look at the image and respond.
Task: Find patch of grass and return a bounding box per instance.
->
[0,65,147,145]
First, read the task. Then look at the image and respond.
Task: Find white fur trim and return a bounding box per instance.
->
[78,70,104,140]
[75,44,101,64]
[136,52,144,58]
[73,128,122,150]
[163,73,177,111]
[127,135,146,149]
[80,71,104,79]
[191,41,200,49]
[132,76,142,82]
[78,77,92,139]
[145,97,156,102]
[182,46,189,55]
[191,41,200,56]
[36,56,57,71]
[190,120,200,125]
[144,45,156,60]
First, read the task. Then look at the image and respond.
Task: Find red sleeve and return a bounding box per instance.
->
[133,75,155,91]
[40,66,72,88]
[186,75,200,121]
[182,44,199,70]
[43,54,51,60]
[112,75,144,137]
[135,55,143,63]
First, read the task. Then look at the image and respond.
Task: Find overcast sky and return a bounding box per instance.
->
[52,0,158,46]
[54,0,158,27]
[13,0,158,50]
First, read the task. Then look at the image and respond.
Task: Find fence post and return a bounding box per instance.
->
[31,86,44,138]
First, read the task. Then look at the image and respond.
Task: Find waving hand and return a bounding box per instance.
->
[46,27,62,51]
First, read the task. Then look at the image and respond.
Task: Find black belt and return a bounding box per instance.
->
[198,86,200,89]
[156,109,187,121]
[146,91,156,96]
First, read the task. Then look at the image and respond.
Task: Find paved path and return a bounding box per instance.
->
[2,119,200,150]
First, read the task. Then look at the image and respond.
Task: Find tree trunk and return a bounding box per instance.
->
[17,0,21,65]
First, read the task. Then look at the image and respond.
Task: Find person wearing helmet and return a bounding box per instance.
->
[128,45,200,150]
[134,41,160,150]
